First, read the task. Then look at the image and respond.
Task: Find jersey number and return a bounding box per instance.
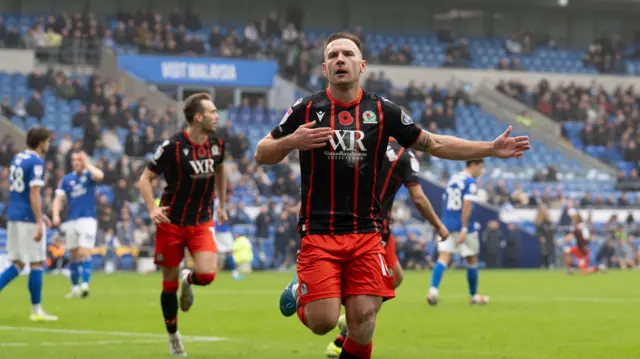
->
[446,187,462,211]
[9,165,25,193]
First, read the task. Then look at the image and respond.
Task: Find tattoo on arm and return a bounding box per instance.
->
[412,130,438,152]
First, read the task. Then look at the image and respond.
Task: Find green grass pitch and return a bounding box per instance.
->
[0,270,638,359]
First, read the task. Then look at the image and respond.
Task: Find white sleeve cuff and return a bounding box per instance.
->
[30,180,45,187]
[55,189,67,198]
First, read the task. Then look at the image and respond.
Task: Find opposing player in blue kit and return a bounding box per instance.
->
[214,199,243,280]
[427,159,489,306]
[0,126,58,321]
[52,151,104,298]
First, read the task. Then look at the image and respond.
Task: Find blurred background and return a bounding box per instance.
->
[0,0,639,276]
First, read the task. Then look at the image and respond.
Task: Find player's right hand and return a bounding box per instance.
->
[457,231,467,245]
[150,206,171,224]
[437,225,449,241]
[52,214,61,227]
[290,121,333,150]
[34,225,43,242]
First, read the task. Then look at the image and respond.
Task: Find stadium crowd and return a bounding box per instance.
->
[496,78,640,181]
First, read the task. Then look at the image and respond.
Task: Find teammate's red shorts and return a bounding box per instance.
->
[568,246,590,269]
[383,234,399,283]
[154,221,217,267]
[568,246,589,260]
[296,232,395,307]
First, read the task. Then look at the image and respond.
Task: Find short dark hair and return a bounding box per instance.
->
[466,159,485,167]
[26,126,50,150]
[183,93,212,124]
[324,32,363,56]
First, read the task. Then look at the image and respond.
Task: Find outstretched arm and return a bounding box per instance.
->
[410,126,529,160]
[411,130,494,160]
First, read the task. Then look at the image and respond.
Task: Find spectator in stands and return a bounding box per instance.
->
[231,201,251,225]
[402,233,428,270]
[0,96,14,118]
[482,220,503,268]
[504,224,520,268]
[536,204,555,269]
[26,91,44,121]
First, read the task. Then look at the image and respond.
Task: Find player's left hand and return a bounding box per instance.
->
[492,126,531,158]
[217,208,228,225]
[43,215,52,228]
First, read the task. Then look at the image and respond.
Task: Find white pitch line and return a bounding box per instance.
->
[444,294,639,303]
[0,326,229,342]
[0,339,163,347]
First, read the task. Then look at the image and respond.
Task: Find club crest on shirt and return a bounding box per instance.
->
[362,110,377,124]
[401,111,414,126]
[211,144,220,156]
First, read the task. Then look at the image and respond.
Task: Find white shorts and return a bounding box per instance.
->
[437,231,480,258]
[61,218,98,249]
[6,221,47,263]
[215,231,234,253]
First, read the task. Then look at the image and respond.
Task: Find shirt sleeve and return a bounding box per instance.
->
[401,149,420,187]
[147,139,173,175]
[270,97,308,139]
[464,178,479,201]
[383,99,422,148]
[29,159,45,187]
[216,138,225,165]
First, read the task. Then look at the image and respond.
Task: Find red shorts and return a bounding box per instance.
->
[568,246,589,260]
[568,246,590,268]
[296,232,395,307]
[383,234,399,282]
[154,221,217,267]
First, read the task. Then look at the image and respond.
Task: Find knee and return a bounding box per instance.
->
[299,306,339,335]
[307,316,339,335]
[13,261,25,270]
[438,253,452,264]
[351,305,378,327]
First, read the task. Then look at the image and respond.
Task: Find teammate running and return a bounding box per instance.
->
[0,126,58,321]
[325,138,450,357]
[427,159,489,306]
[52,151,104,299]
[563,208,599,275]
[255,32,530,359]
[138,93,227,356]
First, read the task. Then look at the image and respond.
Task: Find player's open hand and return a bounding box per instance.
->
[290,121,333,150]
[217,207,229,225]
[437,225,449,241]
[150,206,170,224]
[492,126,531,159]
